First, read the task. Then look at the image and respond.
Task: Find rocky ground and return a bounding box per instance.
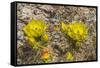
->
[17,3,97,65]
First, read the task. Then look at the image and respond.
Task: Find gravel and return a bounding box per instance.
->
[17,3,97,64]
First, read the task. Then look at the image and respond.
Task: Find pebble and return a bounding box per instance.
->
[56,42,61,46]
[17,22,25,30]
[52,31,56,35]
[54,35,60,39]
[17,31,24,40]
[54,39,58,42]
[17,40,24,48]
[39,5,54,12]
[17,59,21,64]
[52,42,56,45]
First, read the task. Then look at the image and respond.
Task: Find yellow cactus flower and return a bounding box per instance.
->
[23,20,47,38]
[42,48,50,60]
[67,21,88,42]
[66,52,73,61]
[61,21,88,45]
[42,52,50,60]
[23,20,49,47]
[42,34,49,42]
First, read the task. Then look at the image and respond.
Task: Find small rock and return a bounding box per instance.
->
[39,5,54,12]
[33,14,47,20]
[52,42,56,45]
[17,59,21,64]
[74,15,80,20]
[17,22,25,30]
[55,35,60,39]
[56,42,61,46]
[17,31,24,40]
[52,31,56,35]
[54,39,58,42]
[17,40,24,48]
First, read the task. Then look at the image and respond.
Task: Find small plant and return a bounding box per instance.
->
[23,20,49,48]
[61,21,88,45]
[41,33,49,42]
[61,22,67,33]
[65,51,73,61]
[53,25,59,31]
[41,48,51,63]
